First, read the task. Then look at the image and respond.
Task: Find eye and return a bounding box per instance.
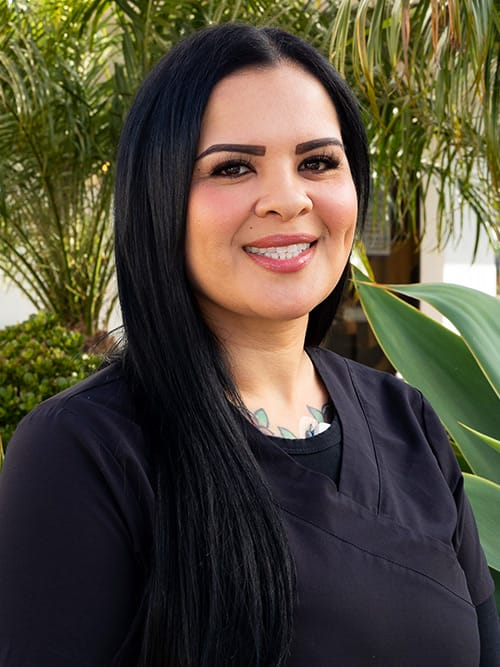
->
[300,153,341,172]
[211,159,254,178]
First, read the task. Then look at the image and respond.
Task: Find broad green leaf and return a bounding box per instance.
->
[459,423,500,456]
[352,241,376,280]
[387,283,500,398]
[463,474,500,572]
[352,268,500,483]
[490,568,500,614]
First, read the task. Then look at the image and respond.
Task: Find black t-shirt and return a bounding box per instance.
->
[269,414,342,485]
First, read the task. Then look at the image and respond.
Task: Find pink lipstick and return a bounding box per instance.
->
[244,234,317,273]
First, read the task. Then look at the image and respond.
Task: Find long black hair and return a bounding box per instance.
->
[114,22,369,666]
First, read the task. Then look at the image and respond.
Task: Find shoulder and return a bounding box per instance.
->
[309,346,423,407]
[5,360,151,488]
[12,360,136,433]
[30,359,134,418]
[309,346,457,480]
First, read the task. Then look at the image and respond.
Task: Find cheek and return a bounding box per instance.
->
[185,187,245,286]
[187,185,248,244]
[318,182,358,236]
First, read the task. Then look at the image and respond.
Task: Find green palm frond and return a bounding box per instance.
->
[0,1,120,334]
[327,0,498,243]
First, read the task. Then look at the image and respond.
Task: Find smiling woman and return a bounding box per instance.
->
[0,22,497,667]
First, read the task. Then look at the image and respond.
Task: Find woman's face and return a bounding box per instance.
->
[186,63,358,335]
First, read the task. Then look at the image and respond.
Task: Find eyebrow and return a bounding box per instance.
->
[295,138,344,154]
[195,144,266,160]
[195,137,344,161]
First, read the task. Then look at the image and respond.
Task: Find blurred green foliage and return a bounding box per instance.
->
[0,312,101,451]
[0,1,497,337]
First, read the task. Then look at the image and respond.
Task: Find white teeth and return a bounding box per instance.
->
[245,242,311,260]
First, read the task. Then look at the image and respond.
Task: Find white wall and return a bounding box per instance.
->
[420,185,497,306]
[0,281,37,329]
[442,223,496,296]
[0,278,122,331]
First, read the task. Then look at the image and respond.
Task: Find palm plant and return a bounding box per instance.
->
[0,0,122,335]
[0,0,497,334]
[109,0,333,95]
[328,0,499,247]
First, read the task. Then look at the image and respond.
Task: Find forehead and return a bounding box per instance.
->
[197,63,342,147]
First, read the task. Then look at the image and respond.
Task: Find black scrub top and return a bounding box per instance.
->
[248,348,493,665]
[0,347,494,666]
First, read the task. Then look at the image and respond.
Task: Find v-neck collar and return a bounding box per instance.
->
[246,348,381,523]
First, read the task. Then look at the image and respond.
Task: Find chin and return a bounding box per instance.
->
[258,301,325,323]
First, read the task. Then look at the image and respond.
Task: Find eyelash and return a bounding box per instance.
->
[211,159,254,178]
[209,152,341,178]
[300,153,341,172]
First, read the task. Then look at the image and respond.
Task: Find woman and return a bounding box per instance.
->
[0,23,497,667]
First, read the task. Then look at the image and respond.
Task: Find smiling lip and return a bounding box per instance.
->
[243,234,317,273]
[244,234,317,248]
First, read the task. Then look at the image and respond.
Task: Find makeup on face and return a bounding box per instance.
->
[185,64,357,329]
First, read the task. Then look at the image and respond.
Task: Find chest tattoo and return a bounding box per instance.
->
[248,402,333,439]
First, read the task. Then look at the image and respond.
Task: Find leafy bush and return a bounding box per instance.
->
[0,312,102,450]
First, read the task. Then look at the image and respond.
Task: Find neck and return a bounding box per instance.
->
[203,311,330,439]
[206,312,308,399]
[230,332,312,407]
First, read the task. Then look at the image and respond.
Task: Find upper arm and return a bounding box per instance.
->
[0,404,147,666]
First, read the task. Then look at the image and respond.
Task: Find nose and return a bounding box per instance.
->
[254,174,313,221]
